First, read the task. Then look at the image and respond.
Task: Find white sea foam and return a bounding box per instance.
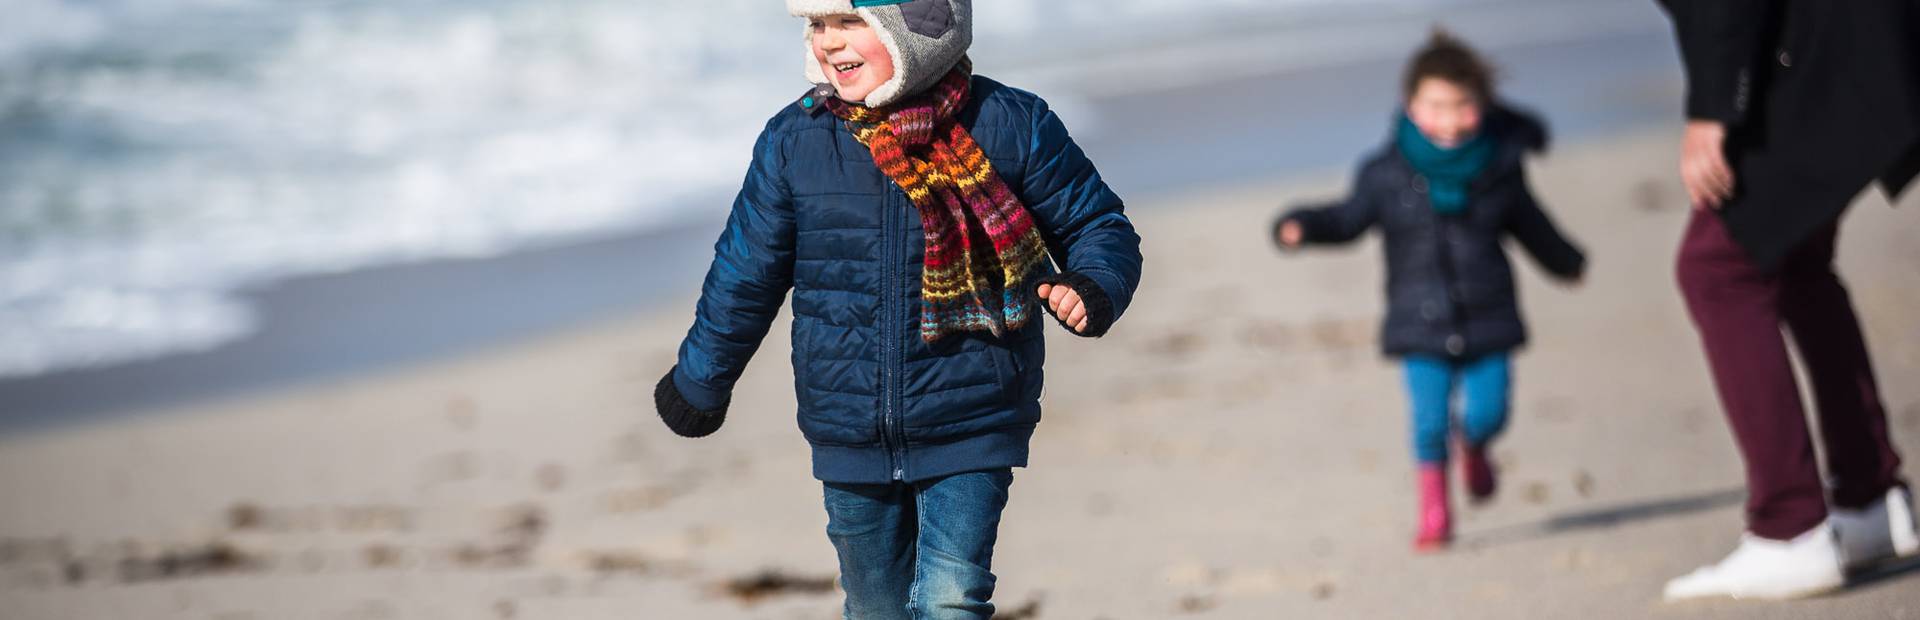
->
[0,0,1651,378]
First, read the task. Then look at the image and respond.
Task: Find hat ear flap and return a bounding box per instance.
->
[852,7,910,106]
[802,26,828,85]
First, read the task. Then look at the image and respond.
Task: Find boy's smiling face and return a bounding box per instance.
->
[810,13,894,104]
[1407,77,1483,148]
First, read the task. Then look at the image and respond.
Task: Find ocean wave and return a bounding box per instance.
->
[0,0,1549,378]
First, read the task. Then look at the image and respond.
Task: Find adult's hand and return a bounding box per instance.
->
[1681,120,1735,210]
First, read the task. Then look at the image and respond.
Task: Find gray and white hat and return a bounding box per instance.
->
[786,0,972,108]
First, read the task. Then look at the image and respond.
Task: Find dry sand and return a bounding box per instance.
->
[2,126,1918,619]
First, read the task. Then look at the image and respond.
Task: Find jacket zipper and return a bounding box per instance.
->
[881,189,906,481]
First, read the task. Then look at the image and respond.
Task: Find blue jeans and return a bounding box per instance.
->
[822,468,1013,620]
[1403,353,1511,464]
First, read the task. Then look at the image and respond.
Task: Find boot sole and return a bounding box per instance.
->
[1736,579,1845,601]
[1664,578,1844,603]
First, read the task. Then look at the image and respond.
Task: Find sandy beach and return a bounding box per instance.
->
[1,123,1917,619]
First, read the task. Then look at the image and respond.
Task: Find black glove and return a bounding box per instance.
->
[655,367,726,438]
[1033,271,1115,338]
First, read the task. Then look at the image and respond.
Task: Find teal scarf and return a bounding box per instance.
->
[1396,114,1493,215]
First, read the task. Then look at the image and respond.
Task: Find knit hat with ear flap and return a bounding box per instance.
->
[787,0,972,108]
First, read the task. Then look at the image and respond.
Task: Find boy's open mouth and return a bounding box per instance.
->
[832,61,864,80]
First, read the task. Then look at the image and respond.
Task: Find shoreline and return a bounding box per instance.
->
[1,124,1918,618]
[0,23,1687,429]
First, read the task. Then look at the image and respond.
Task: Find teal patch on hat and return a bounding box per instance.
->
[851,0,910,6]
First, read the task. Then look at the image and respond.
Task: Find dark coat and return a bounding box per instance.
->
[657,76,1144,484]
[1659,0,1920,269]
[1277,106,1586,359]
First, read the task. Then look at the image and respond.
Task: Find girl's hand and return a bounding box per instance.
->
[1037,283,1091,333]
[1277,219,1304,248]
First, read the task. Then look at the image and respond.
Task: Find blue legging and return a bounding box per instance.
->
[1403,352,1511,464]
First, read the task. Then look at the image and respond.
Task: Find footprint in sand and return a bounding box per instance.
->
[1255,317,1369,357]
[1523,482,1551,505]
[1531,396,1575,424]
[226,503,411,534]
[1679,407,1710,434]
[1141,329,1207,360]
[444,504,547,570]
[1176,593,1218,614]
[535,462,567,493]
[417,452,480,489]
[0,537,71,568]
[362,544,407,570]
[609,431,648,463]
[1163,562,1223,589]
[716,569,838,605]
[582,549,652,575]
[1085,493,1115,518]
[995,596,1044,620]
[446,396,479,431]
[1632,178,1678,213]
[1309,538,1335,558]
[1239,319,1298,352]
[336,505,413,533]
[600,486,680,514]
[116,541,267,583]
[227,504,266,530]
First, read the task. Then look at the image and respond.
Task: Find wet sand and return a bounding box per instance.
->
[3,125,1918,619]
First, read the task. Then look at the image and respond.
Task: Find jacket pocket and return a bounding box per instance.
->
[788,321,809,402]
[791,323,878,445]
[989,343,1022,403]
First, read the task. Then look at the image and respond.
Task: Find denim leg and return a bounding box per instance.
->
[823,481,917,620]
[1403,355,1456,464]
[907,468,1013,620]
[1457,352,1512,447]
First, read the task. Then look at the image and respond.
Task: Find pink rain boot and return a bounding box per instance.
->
[1415,464,1452,552]
[1462,442,1498,503]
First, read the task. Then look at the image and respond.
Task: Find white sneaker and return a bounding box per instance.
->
[1831,486,1920,571]
[1663,522,1846,601]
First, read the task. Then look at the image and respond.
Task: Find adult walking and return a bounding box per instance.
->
[1657,0,1920,601]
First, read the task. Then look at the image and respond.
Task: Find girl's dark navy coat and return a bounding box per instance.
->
[658,76,1143,485]
[1278,106,1585,359]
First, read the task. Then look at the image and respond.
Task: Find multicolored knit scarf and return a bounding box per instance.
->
[828,60,1049,342]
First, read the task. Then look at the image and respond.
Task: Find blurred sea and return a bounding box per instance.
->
[0,0,1677,423]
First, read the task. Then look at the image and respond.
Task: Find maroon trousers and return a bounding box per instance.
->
[1676,209,1906,540]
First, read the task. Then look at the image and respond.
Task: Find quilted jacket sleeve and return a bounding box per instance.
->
[1279,162,1383,245]
[670,120,798,414]
[1504,168,1587,280]
[1019,98,1144,338]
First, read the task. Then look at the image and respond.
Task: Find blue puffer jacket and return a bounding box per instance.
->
[655,76,1143,484]
[1276,105,1585,358]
